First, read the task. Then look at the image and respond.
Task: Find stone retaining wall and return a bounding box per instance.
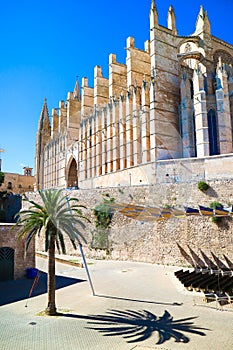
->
[27,179,233,267]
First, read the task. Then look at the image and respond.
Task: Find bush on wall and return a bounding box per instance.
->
[197,181,209,192]
[209,201,223,224]
[91,194,115,253]
[0,172,4,186]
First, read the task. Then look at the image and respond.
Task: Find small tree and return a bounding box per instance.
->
[13,189,89,315]
[0,191,10,222]
[91,194,114,252]
[209,201,223,209]
[0,172,4,186]
[209,201,223,224]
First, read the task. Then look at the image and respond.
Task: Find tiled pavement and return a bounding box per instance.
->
[0,256,233,350]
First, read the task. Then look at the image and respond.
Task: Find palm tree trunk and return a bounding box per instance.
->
[46,231,57,315]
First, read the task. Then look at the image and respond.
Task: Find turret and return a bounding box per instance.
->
[35,98,51,190]
[66,79,82,145]
[167,5,177,35]
[193,6,211,38]
[73,79,81,101]
[150,0,158,31]
[37,98,51,137]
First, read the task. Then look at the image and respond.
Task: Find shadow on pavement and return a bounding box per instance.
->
[61,309,209,345]
[0,271,85,306]
[95,293,183,306]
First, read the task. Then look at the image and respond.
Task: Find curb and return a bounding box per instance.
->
[36,252,84,268]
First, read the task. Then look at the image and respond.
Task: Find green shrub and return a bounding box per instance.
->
[211,216,222,224]
[197,181,209,191]
[209,201,223,209]
[0,172,4,186]
[209,202,223,224]
[91,194,114,251]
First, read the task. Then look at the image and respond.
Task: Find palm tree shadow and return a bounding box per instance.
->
[63,309,209,345]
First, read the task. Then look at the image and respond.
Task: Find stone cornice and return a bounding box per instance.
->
[212,35,233,50]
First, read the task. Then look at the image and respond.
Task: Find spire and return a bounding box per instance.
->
[38,98,50,132]
[167,5,177,35]
[150,0,158,29]
[35,98,51,190]
[194,5,211,36]
[42,98,49,118]
[73,79,81,101]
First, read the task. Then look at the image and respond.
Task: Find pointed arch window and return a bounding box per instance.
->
[189,79,194,100]
[207,109,219,155]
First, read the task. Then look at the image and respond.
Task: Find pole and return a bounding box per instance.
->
[66,196,95,296]
[78,242,95,296]
[25,270,41,307]
[0,148,5,172]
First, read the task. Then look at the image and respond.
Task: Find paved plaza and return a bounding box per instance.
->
[0,256,233,349]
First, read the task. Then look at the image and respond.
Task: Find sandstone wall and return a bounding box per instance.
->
[1,172,34,194]
[28,179,233,267]
[0,224,35,279]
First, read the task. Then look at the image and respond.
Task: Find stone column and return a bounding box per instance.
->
[132,87,141,165]
[141,80,150,163]
[82,121,88,180]
[91,114,96,177]
[119,94,127,169]
[126,88,134,167]
[180,69,196,157]
[149,75,157,162]
[112,100,120,171]
[215,61,232,154]
[106,102,113,173]
[101,107,107,174]
[193,66,209,157]
[95,109,102,176]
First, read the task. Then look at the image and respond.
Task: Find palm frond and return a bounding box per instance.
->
[58,231,66,254]
[55,237,61,255]
[13,188,88,252]
[70,239,77,250]
[45,228,51,252]
[25,228,40,252]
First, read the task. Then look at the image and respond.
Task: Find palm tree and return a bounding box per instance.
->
[14,189,89,315]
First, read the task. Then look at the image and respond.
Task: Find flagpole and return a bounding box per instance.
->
[0,149,5,172]
[66,195,95,296]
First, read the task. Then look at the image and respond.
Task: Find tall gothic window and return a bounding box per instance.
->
[192,112,197,157]
[189,79,194,100]
[207,109,219,155]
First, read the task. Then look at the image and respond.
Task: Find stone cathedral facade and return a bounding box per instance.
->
[35,1,233,191]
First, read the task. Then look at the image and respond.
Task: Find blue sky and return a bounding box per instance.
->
[0,0,232,174]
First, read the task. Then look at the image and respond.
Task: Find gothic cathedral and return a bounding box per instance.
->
[35,1,233,190]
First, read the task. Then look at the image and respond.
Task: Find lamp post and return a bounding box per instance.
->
[129,172,132,186]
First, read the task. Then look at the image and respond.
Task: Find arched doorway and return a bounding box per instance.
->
[0,247,14,281]
[67,158,78,188]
